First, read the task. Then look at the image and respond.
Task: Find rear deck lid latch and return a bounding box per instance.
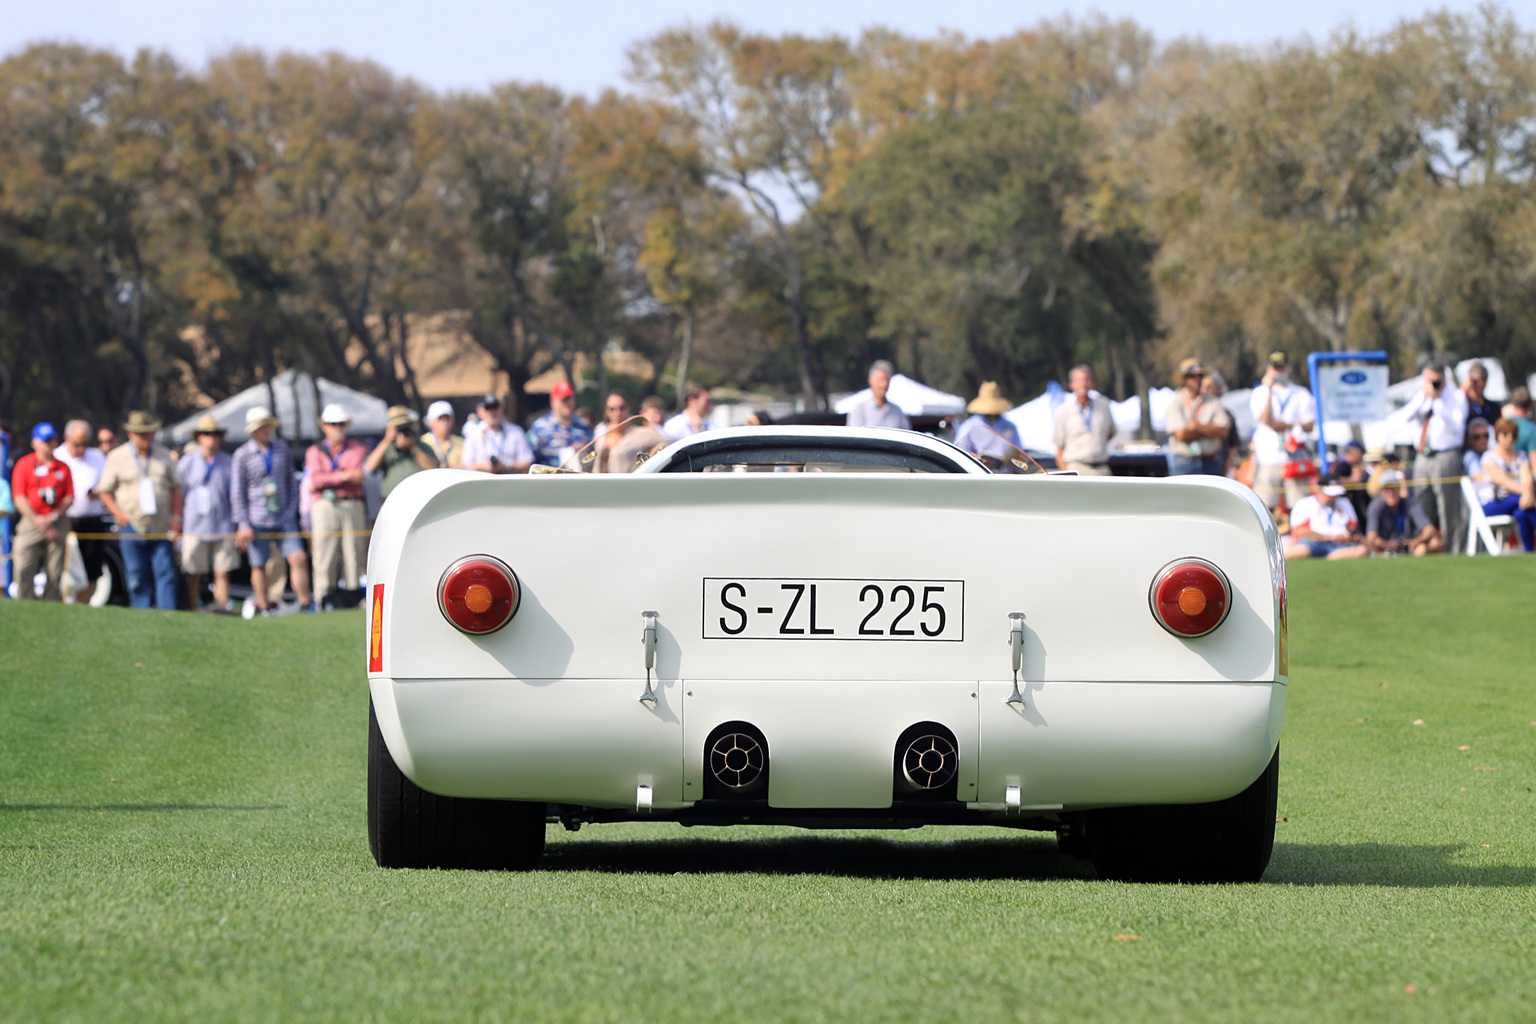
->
[1007,612,1026,707]
[640,611,659,706]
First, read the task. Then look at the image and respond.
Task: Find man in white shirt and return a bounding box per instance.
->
[1391,361,1468,553]
[54,419,110,603]
[460,395,534,474]
[1249,352,1317,511]
[663,386,714,443]
[1283,473,1367,560]
[845,360,912,430]
[1051,364,1116,475]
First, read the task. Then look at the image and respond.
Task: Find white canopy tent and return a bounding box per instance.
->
[833,373,968,419]
[165,369,390,446]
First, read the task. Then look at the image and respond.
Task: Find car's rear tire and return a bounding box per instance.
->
[368,699,546,870]
[1089,747,1279,883]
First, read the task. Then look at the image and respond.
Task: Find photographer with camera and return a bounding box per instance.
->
[461,394,534,476]
[1393,361,1468,553]
[1249,351,1317,512]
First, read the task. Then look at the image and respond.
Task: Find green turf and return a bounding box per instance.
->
[1,557,1534,1022]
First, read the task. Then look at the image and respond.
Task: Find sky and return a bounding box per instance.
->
[0,0,1511,96]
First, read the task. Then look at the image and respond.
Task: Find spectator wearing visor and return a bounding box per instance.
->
[1283,472,1368,560]
[420,401,463,469]
[98,411,182,609]
[1364,470,1441,557]
[529,381,594,469]
[232,405,312,615]
[462,394,534,474]
[367,405,436,499]
[178,415,238,611]
[1164,359,1231,476]
[306,404,369,607]
[11,422,74,600]
[1052,365,1116,476]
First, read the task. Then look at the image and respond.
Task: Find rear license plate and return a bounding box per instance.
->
[703,578,964,641]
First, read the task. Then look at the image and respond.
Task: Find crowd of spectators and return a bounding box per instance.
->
[6,353,1536,608]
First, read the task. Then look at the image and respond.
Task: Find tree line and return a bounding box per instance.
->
[2,5,1532,431]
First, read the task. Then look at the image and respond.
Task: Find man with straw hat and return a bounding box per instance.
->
[232,405,312,616]
[953,382,1023,468]
[99,411,182,609]
[178,414,237,612]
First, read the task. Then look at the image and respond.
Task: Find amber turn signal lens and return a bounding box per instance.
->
[1177,586,1207,616]
[1150,559,1230,638]
[438,556,520,635]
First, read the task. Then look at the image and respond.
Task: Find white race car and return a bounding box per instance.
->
[366,427,1287,882]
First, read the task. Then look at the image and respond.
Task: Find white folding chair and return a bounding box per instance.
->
[1461,476,1515,556]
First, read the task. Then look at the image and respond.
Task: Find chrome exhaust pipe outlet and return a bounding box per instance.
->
[894,724,959,800]
[704,723,768,800]
[901,734,958,790]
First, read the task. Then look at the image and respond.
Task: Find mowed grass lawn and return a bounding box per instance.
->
[1,557,1534,1023]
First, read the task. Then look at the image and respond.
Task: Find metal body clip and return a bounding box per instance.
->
[640,611,659,706]
[1007,612,1026,706]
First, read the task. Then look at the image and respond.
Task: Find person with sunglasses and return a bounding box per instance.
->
[1396,360,1469,553]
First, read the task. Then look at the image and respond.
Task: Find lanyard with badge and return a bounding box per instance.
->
[321,441,342,502]
[195,455,218,518]
[135,451,158,517]
[261,445,281,515]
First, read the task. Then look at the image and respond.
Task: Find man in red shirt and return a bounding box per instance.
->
[304,403,370,609]
[11,422,74,600]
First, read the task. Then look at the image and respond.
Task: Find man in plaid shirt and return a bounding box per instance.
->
[231,406,313,614]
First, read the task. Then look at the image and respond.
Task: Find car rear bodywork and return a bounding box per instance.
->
[366,449,1286,828]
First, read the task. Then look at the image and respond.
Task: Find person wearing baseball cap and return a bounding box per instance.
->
[1165,358,1232,476]
[462,392,534,474]
[178,414,239,611]
[98,411,183,609]
[305,403,369,609]
[1364,469,1441,557]
[367,405,436,500]
[420,400,463,468]
[10,422,74,600]
[1251,350,1317,512]
[1282,471,1368,560]
[528,380,594,469]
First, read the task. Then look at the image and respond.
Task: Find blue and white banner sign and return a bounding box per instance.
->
[1317,365,1389,422]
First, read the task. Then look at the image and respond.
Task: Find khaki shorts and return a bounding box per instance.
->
[181,534,240,574]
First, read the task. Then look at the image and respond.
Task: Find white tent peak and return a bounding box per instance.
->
[166,369,390,446]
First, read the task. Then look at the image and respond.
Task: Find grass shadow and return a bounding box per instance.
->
[1267,842,1536,887]
[541,835,1535,887]
[543,834,1094,880]
[0,804,285,813]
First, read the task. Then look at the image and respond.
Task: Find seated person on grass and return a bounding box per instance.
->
[1365,470,1441,557]
[1284,472,1368,561]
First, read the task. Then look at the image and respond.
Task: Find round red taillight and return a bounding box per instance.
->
[438,555,520,635]
[1149,558,1230,638]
